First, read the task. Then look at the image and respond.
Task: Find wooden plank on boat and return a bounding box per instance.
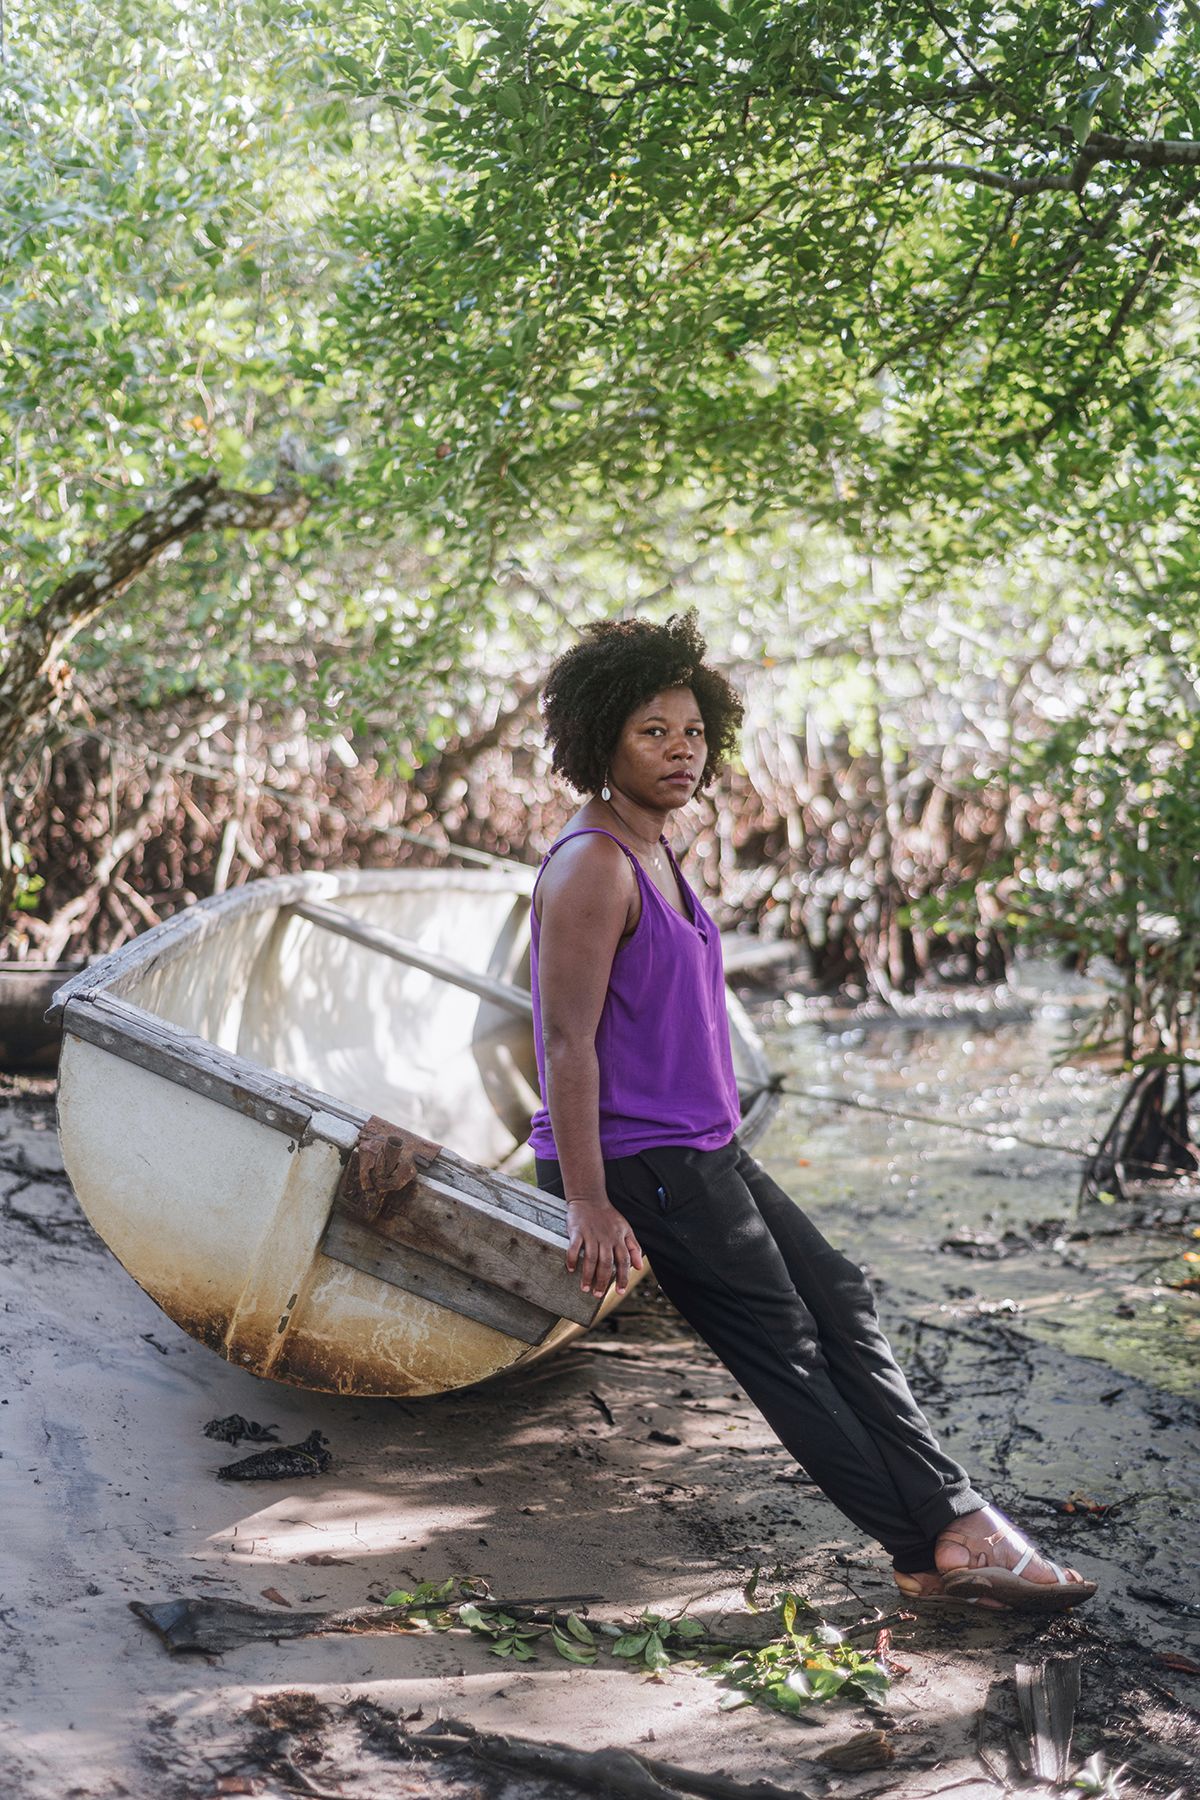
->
[433,1148,568,1236]
[331,1170,597,1327]
[61,993,313,1140]
[322,1212,560,1345]
[286,899,533,1020]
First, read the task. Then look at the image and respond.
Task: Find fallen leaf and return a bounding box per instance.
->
[260,1587,292,1608]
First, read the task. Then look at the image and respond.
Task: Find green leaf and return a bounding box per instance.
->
[690,0,733,29]
[806,1666,850,1699]
[1070,105,1096,145]
[552,1628,598,1664]
[565,1612,595,1644]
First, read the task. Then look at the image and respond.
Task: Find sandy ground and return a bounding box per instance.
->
[3,982,1200,1800]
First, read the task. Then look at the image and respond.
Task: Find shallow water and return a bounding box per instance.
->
[748,958,1200,1400]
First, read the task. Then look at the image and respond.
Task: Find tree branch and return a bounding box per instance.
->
[1084,131,1200,168]
[0,472,312,774]
[891,157,1087,196]
[894,128,1200,198]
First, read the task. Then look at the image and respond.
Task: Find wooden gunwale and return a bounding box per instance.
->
[63,991,318,1143]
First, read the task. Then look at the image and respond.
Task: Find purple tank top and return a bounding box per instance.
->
[527,828,741,1159]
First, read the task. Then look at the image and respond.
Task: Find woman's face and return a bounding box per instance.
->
[608,686,706,810]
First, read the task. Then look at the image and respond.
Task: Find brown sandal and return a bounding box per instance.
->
[894,1571,992,1610]
[938,1524,1097,1614]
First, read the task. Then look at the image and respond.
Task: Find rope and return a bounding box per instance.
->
[742,1074,1095,1160]
[78,727,529,873]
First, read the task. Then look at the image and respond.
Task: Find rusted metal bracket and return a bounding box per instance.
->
[336,1113,443,1227]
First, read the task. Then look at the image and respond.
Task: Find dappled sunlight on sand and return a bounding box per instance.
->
[208,1491,485,1564]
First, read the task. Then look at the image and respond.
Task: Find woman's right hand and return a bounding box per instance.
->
[565,1197,644,1297]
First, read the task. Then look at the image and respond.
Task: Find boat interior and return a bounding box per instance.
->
[60,870,546,1171]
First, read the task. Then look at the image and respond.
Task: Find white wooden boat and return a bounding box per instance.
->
[46,868,780,1397]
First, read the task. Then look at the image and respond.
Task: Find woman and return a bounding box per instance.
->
[528,612,1096,1613]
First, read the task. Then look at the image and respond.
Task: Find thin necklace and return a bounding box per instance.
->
[602,796,667,874]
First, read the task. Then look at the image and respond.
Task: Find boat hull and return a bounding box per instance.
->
[50,869,780,1396]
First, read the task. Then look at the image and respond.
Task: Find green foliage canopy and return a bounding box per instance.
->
[335,0,1200,571]
[0,0,358,609]
[0,0,481,764]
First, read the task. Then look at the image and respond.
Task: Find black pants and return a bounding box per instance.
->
[535,1136,986,1573]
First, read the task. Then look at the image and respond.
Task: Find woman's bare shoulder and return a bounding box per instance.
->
[535,829,637,922]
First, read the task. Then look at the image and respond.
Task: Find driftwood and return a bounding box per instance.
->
[364,1707,820,1800]
[133,1596,366,1653]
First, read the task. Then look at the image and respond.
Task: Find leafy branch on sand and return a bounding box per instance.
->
[378,1575,892,1721]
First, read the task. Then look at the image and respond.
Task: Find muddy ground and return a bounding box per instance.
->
[1,963,1198,1800]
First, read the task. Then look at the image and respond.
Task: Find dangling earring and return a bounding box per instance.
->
[600,770,611,802]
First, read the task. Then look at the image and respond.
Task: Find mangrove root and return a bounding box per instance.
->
[1083,1065,1198,1204]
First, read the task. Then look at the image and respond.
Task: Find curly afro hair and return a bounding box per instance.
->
[540,610,744,796]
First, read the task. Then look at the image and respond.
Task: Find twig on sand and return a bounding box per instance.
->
[1127,1585,1200,1618]
[912,1316,1020,1352]
[355,1703,821,1800]
[843,1608,919,1638]
[271,1761,346,1800]
[588,1388,617,1426]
